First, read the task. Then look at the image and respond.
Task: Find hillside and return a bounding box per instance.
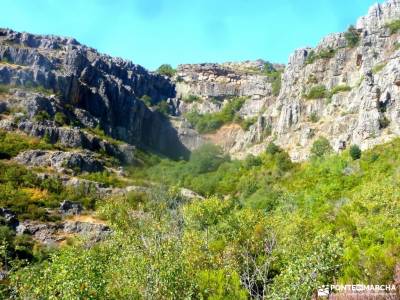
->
[0,0,399,299]
[172,0,400,161]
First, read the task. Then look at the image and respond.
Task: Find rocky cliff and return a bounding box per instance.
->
[0,28,189,159]
[173,0,400,160]
[1,0,400,162]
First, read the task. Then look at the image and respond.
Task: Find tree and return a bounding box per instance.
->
[349,145,362,160]
[156,64,176,77]
[344,25,360,48]
[266,142,282,155]
[188,144,229,174]
[54,112,68,126]
[310,137,332,158]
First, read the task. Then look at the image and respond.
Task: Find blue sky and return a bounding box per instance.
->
[0,0,383,70]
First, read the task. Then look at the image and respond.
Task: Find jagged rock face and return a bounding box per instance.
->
[16,219,111,246]
[175,0,400,161]
[0,28,189,159]
[2,0,400,161]
[14,150,104,173]
[174,60,283,117]
[258,0,400,160]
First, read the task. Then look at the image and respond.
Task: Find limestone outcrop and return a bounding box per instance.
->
[174,0,400,160]
[0,28,188,159]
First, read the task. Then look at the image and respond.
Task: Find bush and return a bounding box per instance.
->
[54,112,68,126]
[349,145,362,160]
[309,112,319,123]
[0,131,52,158]
[263,65,282,96]
[318,47,336,59]
[140,95,153,106]
[244,154,262,168]
[330,85,351,95]
[305,50,317,64]
[266,142,282,155]
[240,117,257,131]
[182,95,201,103]
[189,144,229,174]
[186,97,246,134]
[34,110,51,122]
[385,19,400,34]
[155,101,169,115]
[0,84,10,95]
[310,137,332,158]
[156,64,176,77]
[379,115,390,129]
[372,63,387,74]
[344,25,360,48]
[304,85,328,99]
[275,151,293,172]
[80,171,126,188]
[305,48,336,64]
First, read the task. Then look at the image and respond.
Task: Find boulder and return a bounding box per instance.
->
[14,150,104,173]
[59,200,83,215]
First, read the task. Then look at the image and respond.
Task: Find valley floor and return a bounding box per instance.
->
[0,128,399,299]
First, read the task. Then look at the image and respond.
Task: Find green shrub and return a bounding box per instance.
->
[0,131,52,158]
[244,154,262,168]
[310,137,332,158]
[307,74,318,84]
[189,144,229,174]
[305,48,336,65]
[304,85,328,99]
[262,124,272,138]
[263,65,282,96]
[182,95,201,103]
[372,62,387,74]
[385,19,400,34]
[0,161,67,221]
[0,84,10,95]
[43,132,52,144]
[31,86,54,96]
[80,171,127,188]
[155,101,169,115]
[379,115,390,129]
[34,110,51,122]
[305,50,317,65]
[240,117,257,131]
[318,47,336,59]
[275,151,293,171]
[186,97,246,134]
[54,112,68,126]
[266,142,282,155]
[140,95,153,106]
[349,144,362,160]
[156,64,176,77]
[309,112,319,123]
[196,269,247,299]
[344,25,360,48]
[330,85,351,95]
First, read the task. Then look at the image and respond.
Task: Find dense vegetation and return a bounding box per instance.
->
[385,19,400,34]
[344,25,360,48]
[1,127,399,298]
[305,48,336,65]
[156,64,176,77]
[263,64,282,96]
[305,85,352,100]
[185,97,248,133]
